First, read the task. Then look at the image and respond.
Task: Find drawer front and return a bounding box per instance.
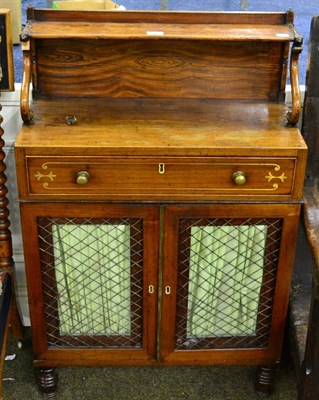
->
[24,156,297,200]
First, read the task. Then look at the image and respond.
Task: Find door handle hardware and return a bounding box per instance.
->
[76,170,90,185]
[232,171,246,186]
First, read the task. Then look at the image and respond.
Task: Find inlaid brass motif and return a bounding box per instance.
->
[265,171,288,184]
[34,163,57,188]
[34,170,56,182]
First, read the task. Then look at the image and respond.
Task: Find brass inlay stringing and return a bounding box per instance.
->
[32,161,289,192]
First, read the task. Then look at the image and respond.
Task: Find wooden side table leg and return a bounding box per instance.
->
[255,366,275,396]
[10,295,24,342]
[37,368,58,398]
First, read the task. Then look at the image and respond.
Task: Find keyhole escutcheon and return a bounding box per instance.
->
[165,286,171,295]
[159,163,165,174]
[148,285,155,294]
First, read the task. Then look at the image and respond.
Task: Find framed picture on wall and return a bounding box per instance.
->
[0,9,14,91]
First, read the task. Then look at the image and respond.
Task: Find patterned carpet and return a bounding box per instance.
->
[3,328,298,400]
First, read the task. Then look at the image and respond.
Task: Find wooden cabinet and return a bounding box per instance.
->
[15,8,307,398]
[19,202,300,365]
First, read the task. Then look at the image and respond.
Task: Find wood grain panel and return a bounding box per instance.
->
[35,39,284,100]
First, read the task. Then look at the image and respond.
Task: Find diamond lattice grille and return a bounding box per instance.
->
[175,217,282,350]
[37,217,144,349]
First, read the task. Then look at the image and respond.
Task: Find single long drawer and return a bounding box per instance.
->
[22,156,299,201]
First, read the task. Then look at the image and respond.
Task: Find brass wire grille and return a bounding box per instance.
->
[175,217,282,350]
[37,217,144,349]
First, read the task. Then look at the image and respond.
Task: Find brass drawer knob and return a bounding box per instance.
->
[76,171,90,185]
[232,171,246,186]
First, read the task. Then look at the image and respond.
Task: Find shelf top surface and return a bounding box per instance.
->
[22,9,299,42]
[16,98,306,157]
[23,21,296,41]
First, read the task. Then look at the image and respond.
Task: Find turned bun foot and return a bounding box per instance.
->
[37,368,58,398]
[255,366,275,397]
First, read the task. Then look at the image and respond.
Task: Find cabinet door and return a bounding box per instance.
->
[20,203,159,365]
[161,204,300,365]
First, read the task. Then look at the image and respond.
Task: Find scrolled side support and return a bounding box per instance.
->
[20,38,34,124]
[287,38,303,126]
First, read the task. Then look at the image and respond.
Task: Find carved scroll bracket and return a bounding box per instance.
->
[20,36,34,124]
[287,36,303,126]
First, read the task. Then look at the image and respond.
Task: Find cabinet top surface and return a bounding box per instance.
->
[16,98,306,157]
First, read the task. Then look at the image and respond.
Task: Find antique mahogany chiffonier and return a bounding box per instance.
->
[15,8,307,397]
